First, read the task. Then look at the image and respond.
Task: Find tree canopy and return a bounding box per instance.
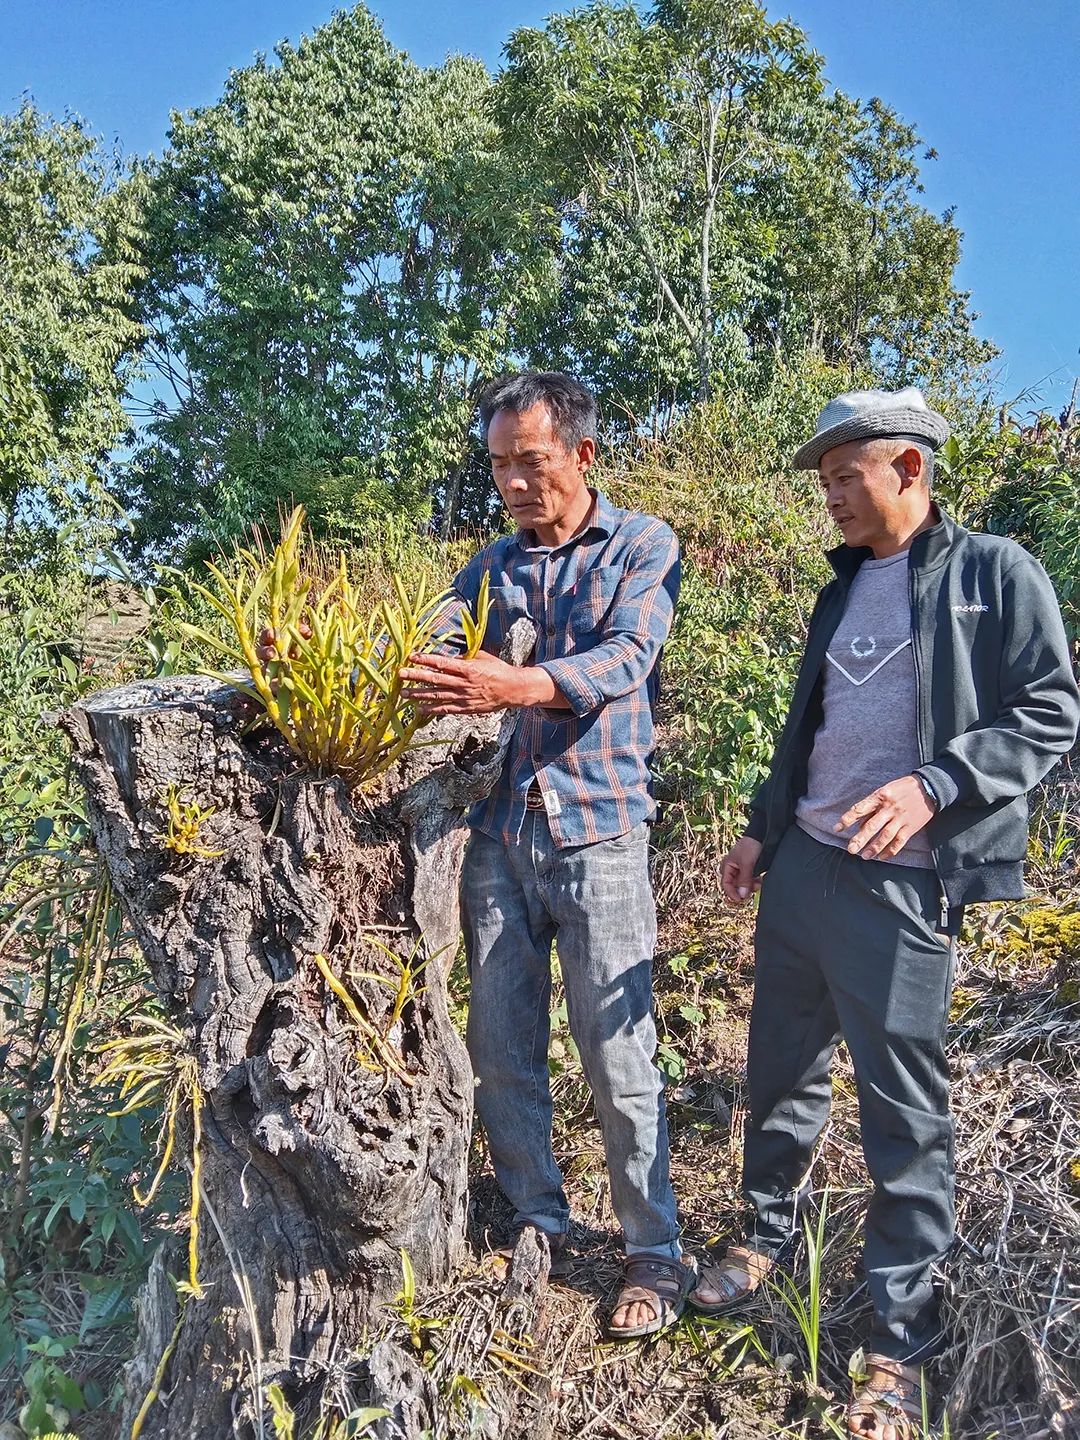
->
[0,1,995,564]
[0,103,144,545]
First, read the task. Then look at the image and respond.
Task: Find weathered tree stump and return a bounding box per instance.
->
[60,627,532,1437]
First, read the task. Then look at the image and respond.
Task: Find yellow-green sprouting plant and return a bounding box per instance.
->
[129,1295,185,1440]
[314,951,413,1088]
[394,1248,448,1351]
[178,505,490,788]
[767,1188,829,1392]
[97,1015,204,1297]
[264,1382,389,1440]
[161,785,225,859]
[314,934,442,1088]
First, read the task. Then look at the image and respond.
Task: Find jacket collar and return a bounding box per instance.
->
[826,505,960,584]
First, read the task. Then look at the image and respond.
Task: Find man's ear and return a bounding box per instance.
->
[577,436,596,472]
[897,446,924,489]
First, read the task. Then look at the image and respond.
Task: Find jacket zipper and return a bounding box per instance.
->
[909,564,950,931]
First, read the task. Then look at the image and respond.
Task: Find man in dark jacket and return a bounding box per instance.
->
[689,387,1079,1437]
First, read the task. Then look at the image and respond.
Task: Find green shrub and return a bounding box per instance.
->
[937,409,1080,643]
[662,561,805,835]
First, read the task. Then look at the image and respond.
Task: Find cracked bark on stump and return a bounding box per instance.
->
[60,621,536,1438]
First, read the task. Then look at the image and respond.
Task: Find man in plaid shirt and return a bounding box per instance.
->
[401,371,694,1337]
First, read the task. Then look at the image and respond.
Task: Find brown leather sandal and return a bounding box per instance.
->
[847,1354,927,1439]
[689,1244,775,1315]
[604,1252,697,1340]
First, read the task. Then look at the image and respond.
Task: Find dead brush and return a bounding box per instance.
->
[177,504,489,787]
[938,971,1080,1438]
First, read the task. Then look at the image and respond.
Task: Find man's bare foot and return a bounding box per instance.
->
[605,1253,696,1339]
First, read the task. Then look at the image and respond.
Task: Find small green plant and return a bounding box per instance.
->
[161,786,225,860]
[392,1248,448,1353]
[767,1191,829,1392]
[1028,799,1078,876]
[178,505,490,788]
[546,995,581,1079]
[683,1312,768,1378]
[655,1036,688,1084]
[16,1335,85,1438]
[264,1378,390,1440]
[314,932,440,1089]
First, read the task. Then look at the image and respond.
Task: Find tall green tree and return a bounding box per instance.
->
[122,0,993,558]
[495,0,993,422]
[497,0,833,414]
[751,92,992,387]
[125,8,554,559]
[126,7,416,559]
[0,102,144,545]
[364,54,558,534]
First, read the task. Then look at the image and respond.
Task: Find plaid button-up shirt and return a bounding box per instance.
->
[444,489,680,847]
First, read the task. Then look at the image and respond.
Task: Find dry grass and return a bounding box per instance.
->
[941,969,1080,1439]
[425,853,1080,1440]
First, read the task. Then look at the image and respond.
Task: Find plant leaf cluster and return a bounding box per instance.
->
[179,505,489,787]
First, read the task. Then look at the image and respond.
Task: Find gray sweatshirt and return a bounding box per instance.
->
[796,549,932,867]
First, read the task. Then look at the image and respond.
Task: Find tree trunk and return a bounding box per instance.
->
[60,625,532,1438]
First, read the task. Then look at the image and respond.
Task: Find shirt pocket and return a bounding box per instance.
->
[558,565,622,640]
[487,584,532,645]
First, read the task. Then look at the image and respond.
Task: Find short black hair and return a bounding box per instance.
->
[478,371,597,452]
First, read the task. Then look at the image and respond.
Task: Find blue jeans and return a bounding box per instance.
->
[462,817,680,1257]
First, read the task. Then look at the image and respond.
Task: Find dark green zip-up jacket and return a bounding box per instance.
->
[745,510,1080,908]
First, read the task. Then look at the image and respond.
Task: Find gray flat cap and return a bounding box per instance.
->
[792,386,950,469]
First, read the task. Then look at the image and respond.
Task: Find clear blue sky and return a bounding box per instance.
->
[3,0,1077,411]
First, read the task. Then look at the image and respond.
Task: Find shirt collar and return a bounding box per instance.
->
[514,487,616,552]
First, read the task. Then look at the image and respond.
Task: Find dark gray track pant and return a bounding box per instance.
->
[743,824,956,1363]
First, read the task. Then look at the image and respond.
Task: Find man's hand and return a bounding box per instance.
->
[256,622,311,667]
[836,774,936,861]
[721,835,764,906]
[400,652,565,716]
